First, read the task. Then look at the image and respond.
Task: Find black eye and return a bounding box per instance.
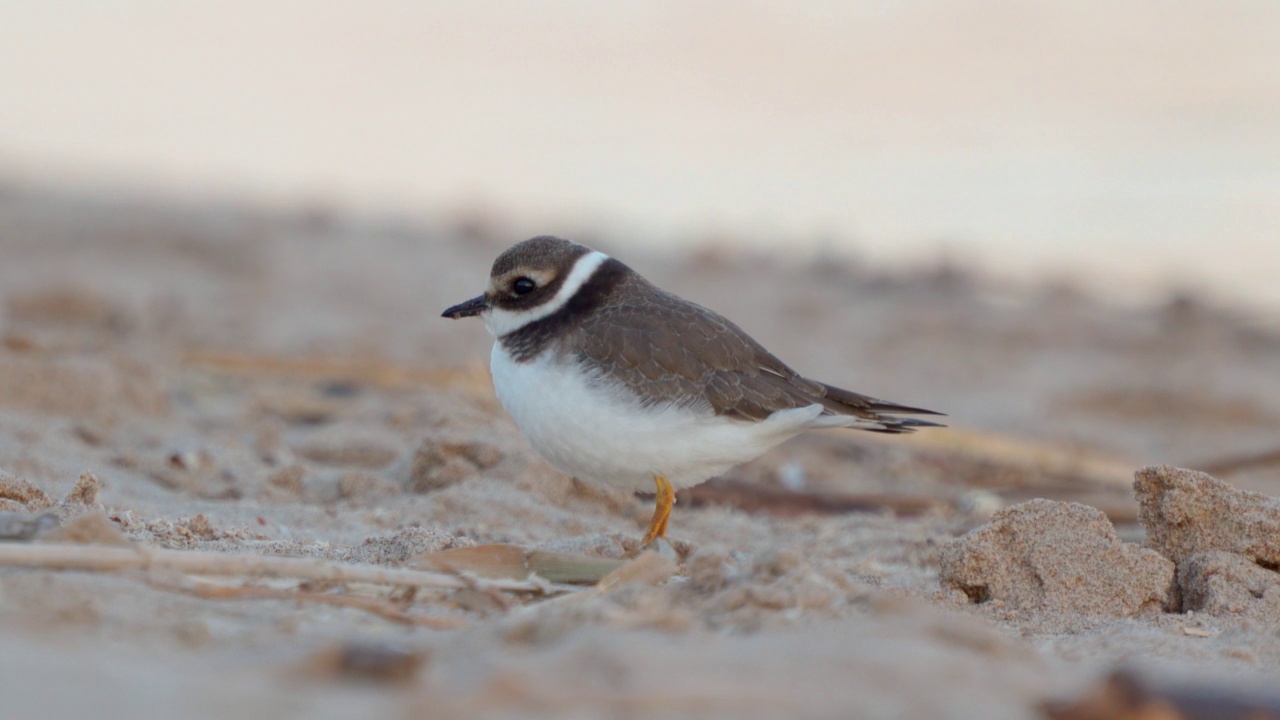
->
[512,277,537,296]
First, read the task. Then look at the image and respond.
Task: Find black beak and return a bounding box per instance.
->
[441,295,488,319]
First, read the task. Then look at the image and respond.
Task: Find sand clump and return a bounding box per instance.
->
[1135,465,1280,622]
[1134,465,1280,567]
[0,469,103,521]
[1178,552,1280,620]
[939,499,1174,630]
[0,470,53,512]
[940,467,1280,629]
[0,471,111,542]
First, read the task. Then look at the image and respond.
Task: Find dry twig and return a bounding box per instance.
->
[681,479,944,517]
[543,551,678,607]
[160,578,466,629]
[0,543,575,595]
[1193,448,1280,476]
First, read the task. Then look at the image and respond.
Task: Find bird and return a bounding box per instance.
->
[442,236,943,546]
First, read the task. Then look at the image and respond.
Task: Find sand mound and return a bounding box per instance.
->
[0,471,108,541]
[1179,551,1280,621]
[939,499,1174,630]
[941,469,1280,628]
[0,469,53,512]
[1135,465,1280,621]
[1134,465,1280,567]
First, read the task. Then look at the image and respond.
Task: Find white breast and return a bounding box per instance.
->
[489,343,829,492]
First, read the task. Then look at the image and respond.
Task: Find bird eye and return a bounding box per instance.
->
[512,277,537,296]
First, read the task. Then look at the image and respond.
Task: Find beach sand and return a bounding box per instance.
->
[1,183,1278,718]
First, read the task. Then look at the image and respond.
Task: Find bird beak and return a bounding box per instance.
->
[441,295,489,319]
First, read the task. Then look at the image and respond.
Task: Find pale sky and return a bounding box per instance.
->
[1,1,1277,308]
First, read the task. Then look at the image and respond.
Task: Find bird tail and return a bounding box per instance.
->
[819,383,947,434]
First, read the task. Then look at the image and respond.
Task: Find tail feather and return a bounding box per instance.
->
[861,416,947,434]
[822,383,945,416]
[867,400,947,417]
[818,382,946,434]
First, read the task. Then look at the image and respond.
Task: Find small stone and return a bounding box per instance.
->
[61,471,103,507]
[187,513,217,539]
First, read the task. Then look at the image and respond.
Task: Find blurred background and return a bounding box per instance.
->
[2,0,1277,310]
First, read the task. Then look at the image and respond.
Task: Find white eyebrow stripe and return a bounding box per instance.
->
[483,250,610,338]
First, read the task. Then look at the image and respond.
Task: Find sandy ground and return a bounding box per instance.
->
[1,183,1279,719]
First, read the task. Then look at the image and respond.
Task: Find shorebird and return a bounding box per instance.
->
[443,236,943,544]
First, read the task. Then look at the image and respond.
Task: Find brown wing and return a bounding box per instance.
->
[571,277,943,433]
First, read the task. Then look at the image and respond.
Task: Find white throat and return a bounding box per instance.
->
[483,250,611,337]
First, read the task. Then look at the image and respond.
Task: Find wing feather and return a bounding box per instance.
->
[571,277,943,432]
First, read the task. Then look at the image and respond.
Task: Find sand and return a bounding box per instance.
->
[939,499,1175,632]
[1,183,1279,718]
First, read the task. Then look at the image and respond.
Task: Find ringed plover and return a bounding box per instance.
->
[443,236,942,545]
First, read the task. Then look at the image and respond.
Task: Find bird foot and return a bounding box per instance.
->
[639,473,674,545]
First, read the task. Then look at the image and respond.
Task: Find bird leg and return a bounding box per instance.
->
[640,473,674,546]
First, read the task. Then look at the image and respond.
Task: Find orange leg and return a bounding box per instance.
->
[640,473,675,546]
